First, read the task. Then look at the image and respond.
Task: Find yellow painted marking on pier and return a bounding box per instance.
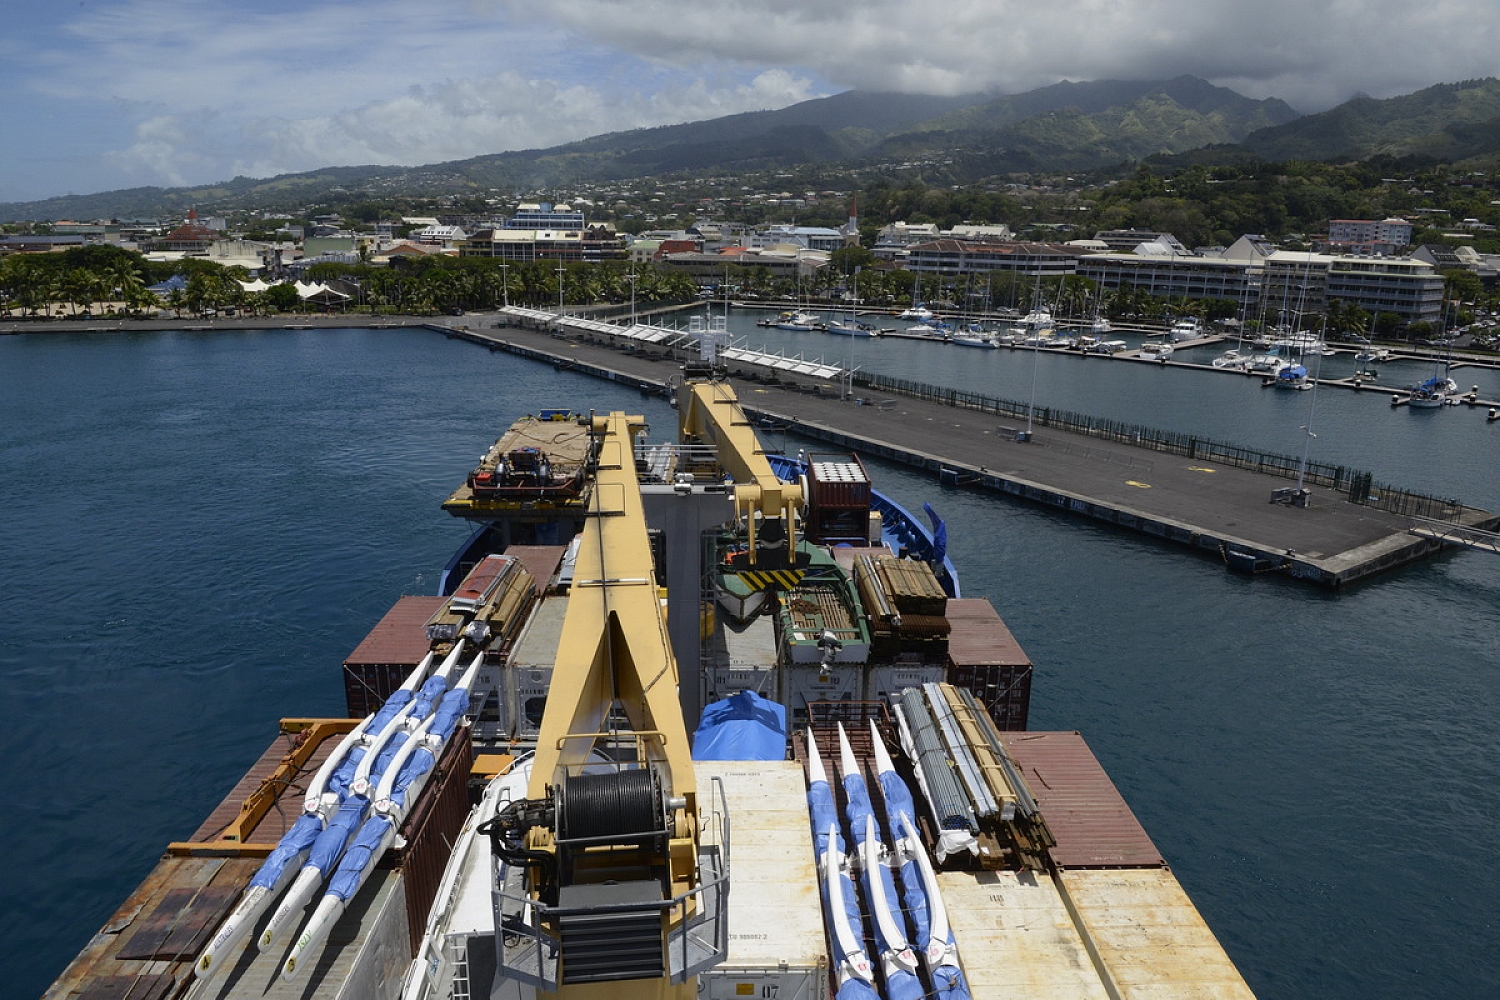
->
[1188,466,1218,473]
[1125,480,1152,489]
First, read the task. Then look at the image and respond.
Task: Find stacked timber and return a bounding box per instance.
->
[854,554,950,659]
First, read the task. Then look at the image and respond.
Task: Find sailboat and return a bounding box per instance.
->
[826,268,881,337]
[1408,306,1460,408]
[898,271,932,321]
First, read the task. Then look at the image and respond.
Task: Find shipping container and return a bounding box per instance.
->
[500,595,568,739]
[802,454,872,545]
[1057,868,1256,997]
[396,726,475,953]
[503,544,569,594]
[864,662,946,703]
[947,663,1032,730]
[342,596,447,717]
[999,731,1164,869]
[937,868,1109,998]
[781,663,863,724]
[695,760,829,1000]
[703,615,779,703]
[945,598,1033,730]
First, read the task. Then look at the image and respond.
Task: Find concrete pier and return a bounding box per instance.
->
[445,319,1496,588]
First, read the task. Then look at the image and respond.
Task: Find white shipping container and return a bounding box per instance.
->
[695,760,829,1000]
[864,663,945,704]
[781,663,863,723]
[500,595,568,739]
[703,664,778,703]
[704,616,779,703]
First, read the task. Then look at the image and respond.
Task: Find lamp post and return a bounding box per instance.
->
[500,263,509,308]
[556,264,565,316]
[1024,268,1042,439]
[628,265,637,326]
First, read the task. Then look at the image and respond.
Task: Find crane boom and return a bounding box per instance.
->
[676,372,802,566]
[483,411,728,999]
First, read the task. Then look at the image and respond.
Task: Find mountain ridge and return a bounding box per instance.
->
[5,76,1500,222]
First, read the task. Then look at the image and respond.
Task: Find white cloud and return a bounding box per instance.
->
[103,66,824,187]
[8,0,1500,199]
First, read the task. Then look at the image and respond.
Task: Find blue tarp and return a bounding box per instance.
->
[306,797,367,874]
[843,770,923,1000]
[876,770,932,951]
[409,675,450,721]
[878,771,971,1000]
[249,813,324,890]
[692,690,786,760]
[328,816,392,901]
[808,770,878,1000]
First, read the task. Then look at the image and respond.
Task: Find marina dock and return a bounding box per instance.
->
[451,317,1497,587]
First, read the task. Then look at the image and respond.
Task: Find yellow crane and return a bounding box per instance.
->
[676,366,802,568]
[481,411,729,999]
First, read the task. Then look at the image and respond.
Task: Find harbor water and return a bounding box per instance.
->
[1,322,1497,1000]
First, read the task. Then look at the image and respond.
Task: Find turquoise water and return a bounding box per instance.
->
[2,324,1497,999]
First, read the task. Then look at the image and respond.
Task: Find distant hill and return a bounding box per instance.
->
[1241,77,1500,162]
[873,75,1299,172]
[0,90,985,222]
[10,76,1500,222]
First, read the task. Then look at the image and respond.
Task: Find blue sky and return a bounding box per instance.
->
[3,0,1499,204]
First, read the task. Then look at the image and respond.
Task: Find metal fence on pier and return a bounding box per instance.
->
[856,372,1468,523]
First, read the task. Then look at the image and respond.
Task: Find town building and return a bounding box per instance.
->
[505,203,586,230]
[460,225,625,263]
[902,239,1080,279]
[1326,217,1414,252]
[155,209,219,253]
[748,224,846,253]
[1075,244,1254,305]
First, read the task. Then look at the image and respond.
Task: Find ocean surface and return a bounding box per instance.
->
[2,318,1497,1000]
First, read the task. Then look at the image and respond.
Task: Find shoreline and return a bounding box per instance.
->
[0,312,432,336]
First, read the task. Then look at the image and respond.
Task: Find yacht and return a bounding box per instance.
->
[1246,349,1290,376]
[899,304,934,321]
[951,325,1000,348]
[1168,317,1202,342]
[1139,340,1174,361]
[1273,363,1310,389]
[1271,330,1328,356]
[773,309,821,331]
[907,319,952,339]
[1212,348,1250,370]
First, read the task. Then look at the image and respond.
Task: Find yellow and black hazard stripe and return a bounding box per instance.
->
[735,569,805,591]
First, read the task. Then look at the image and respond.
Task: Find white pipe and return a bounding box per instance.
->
[351,701,420,795]
[258,865,326,951]
[835,722,858,782]
[194,876,278,982]
[281,893,346,981]
[374,714,437,809]
[805,728,827,785]
[900,810,957,969]
[822,824,873,985]
[862,814,911,962]
[400,651,438,692]
[869,718,897,777]
[431,641,468,683]
[302,715,374,817]
[453,651,483,697]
